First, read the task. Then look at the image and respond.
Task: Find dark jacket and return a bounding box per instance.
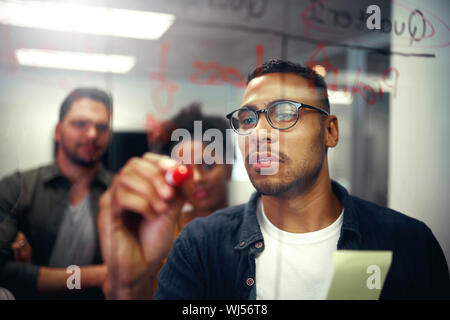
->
[0,163,113,299]
[155,181,450,300]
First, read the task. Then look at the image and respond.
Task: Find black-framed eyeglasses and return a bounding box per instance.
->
[226,100,329,135]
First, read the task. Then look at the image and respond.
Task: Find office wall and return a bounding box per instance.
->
[389,0,450,263]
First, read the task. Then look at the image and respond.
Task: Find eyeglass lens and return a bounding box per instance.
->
[231,101,298,133]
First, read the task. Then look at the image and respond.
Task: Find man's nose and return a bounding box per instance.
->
[86,124,98,139]
[252,112,278,145]
[192,166,205,183]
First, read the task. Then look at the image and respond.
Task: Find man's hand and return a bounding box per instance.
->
[12,231,32,263]
[11,232,109,296]
[97,153,185,299]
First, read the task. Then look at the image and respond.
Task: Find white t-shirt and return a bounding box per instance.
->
[255,199,344,300]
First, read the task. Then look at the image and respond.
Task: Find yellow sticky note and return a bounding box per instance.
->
[326,250,393,300]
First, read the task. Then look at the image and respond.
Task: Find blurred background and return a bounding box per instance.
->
[0,0,449,262]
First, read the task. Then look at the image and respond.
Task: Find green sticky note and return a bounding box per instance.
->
[326,250,393,300]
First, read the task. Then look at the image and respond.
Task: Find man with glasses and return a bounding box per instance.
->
[97,60,449,299]
[0,88,113,299]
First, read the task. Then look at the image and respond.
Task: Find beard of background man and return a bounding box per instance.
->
[58,133,105,168]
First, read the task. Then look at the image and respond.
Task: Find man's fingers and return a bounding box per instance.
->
[113,187,160,220]
[17,231,26,240]
[142,152,178,170]
[120,159,174,200]
[12,241,31,262]
[11,238,27,251]
[114,168,173,214]
[123,157,159,181]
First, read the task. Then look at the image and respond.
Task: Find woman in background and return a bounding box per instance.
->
[148,103,234,294]
[148,103,233,235]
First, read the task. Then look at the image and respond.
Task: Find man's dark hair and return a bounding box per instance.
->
[247,59,330,113]
[59,87,113,122]
[163,103,233,161]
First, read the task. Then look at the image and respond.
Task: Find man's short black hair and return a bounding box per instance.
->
[247,59,330,113]
[59,87,113,122]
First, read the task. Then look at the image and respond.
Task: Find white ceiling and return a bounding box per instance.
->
[0,0,393,78]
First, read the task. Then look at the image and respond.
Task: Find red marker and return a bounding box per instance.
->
[165,165,192,187]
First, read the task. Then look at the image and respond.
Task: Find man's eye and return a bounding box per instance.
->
[204,163,216,170]
[96,124,109,132]
[241,117,255,125]
[73,121,87,129]
[239,114,256,125]
[237,110,256,126]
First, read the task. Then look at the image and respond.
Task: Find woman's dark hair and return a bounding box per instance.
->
[162,103,233,161]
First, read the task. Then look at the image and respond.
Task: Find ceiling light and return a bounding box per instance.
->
[0,0,175,40]
[16,48,136,73]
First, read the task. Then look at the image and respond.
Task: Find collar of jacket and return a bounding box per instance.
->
[41,162,111,187]
[233,180,362,251]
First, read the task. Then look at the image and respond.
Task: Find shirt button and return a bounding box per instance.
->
[255,242,263,249]
[246,278,254,286]
[239,241,246,247]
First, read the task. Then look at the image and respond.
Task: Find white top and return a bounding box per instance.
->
[255,199,344,300]
[48,194,96,268]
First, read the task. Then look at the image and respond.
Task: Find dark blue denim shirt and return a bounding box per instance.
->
[155,181,450,300]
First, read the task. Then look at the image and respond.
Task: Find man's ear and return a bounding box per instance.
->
[324,115,339,148]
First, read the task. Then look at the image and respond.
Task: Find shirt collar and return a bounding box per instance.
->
[234,180,362,250]
[331,180,362,247]
[42,162,111,187]
[234,191,263,250]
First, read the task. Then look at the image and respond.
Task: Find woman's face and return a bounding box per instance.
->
[176,140,232,213]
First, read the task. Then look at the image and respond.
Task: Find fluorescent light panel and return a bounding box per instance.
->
[16,48,136,73]
[0,0,175,40]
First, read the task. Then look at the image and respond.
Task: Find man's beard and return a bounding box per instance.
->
[247,149,326,198]
[59,138,103,168]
